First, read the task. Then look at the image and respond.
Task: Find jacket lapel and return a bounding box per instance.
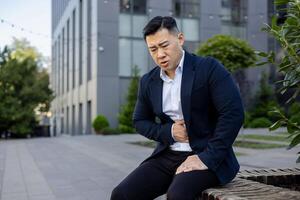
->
[149,68,173,123]
[149,69,163,115]
[149,52,196,124]
[181,52,195,129]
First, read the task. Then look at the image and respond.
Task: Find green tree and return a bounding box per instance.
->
[258,0,300,162]
[196,34,257,73]
[0,40,53,137]
[10,37,42,63]
[118,65,140,133]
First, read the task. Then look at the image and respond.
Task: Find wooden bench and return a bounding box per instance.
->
[199,168,300,200]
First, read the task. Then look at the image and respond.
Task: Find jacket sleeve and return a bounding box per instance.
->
[197,58,245,171]
[133,76,175,145]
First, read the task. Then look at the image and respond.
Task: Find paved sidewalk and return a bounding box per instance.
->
[0,133,299,200]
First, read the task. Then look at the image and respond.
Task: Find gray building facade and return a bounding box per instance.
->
[50,0,271,136]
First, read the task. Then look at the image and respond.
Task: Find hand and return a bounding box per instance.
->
[172,120,188,142]
[175,155,208,174]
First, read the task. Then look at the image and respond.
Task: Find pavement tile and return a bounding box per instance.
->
[28,194,56,200]
[0,131,299,199]
[1,192,28,200]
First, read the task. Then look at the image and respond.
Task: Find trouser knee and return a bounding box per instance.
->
[167,186,200,200]
[167,190,188,200]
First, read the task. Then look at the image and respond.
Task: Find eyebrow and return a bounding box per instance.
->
[148,40,169,49]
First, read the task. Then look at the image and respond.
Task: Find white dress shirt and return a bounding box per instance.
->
[160,51,192,152]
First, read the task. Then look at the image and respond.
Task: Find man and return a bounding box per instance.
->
[111,16,244,200]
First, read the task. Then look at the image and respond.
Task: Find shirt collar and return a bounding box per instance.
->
[160,50,185,82]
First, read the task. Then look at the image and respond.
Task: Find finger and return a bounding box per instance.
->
[183,167,194,172]
[173,125,184,132]
[174,132,187,139]
[176,167,183,174]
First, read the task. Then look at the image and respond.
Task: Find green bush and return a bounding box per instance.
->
[196,34,257,73]
[101,127,121,135]
[92,115,109,134]
[248,117,273,128]
[245,72,284,127]
[118,124,135,133]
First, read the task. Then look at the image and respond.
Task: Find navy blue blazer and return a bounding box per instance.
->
[133,51,244,185]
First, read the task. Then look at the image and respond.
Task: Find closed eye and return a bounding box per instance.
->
[150,48,157,52]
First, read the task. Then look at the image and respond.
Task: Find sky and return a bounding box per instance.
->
[0,0,51,58]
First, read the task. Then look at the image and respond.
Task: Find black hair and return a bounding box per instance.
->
[143,16,179,40]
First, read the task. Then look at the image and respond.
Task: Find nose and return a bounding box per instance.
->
[157,48,165,59]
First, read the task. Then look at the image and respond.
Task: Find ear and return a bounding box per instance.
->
[178,32,185,46]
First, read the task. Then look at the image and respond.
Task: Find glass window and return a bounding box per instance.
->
[119,0,148,76]
[119,39,131,76]
[221,23,246,39]
[120,0,146,14]
[133,40,147,76]
[119,6,147,38]
[132,0,146,14]
[221,0,247,24]
[120,0,131,13]
[173,0,199,18]
[132,15,147,38]
[119,14,131,37]
[173,1,200,41]
[221,1,232,21]
[182,18,199,41]
[119,39,148,76]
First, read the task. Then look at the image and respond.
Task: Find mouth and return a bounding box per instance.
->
[160,61,169,67]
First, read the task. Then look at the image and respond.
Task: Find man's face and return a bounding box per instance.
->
[145,28,185,74]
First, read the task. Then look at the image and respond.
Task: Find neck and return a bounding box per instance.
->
[165,69,176,79]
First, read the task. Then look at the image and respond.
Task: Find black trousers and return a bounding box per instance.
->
[111,148,220,200]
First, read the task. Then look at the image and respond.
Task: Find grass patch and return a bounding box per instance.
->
[129,140,286,150]
[233,140,286,149]
[235,152,247,156]
[128,141,156,148]
[238,134,291,142]
[129,141,248,156]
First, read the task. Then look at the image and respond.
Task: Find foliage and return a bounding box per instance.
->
[0,42,53,137]
[247,117,273,128]
[196,34,257,73]
[288,102,300,123]
[92,115,109,133]
[101,127,121,135]
[244,111,252,128]
[10,37,42,64]
[258,0,300,161]
[118,65,140,133]
[288,101,300,117]
[290,114,300,123]
[245,73,282,127]
[233,140,286,149]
